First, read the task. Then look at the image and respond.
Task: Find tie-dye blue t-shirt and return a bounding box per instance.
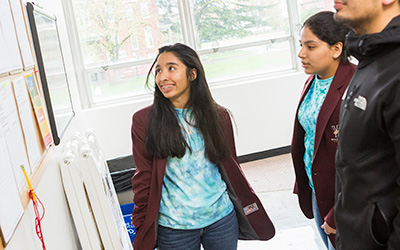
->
[298,76,333,192]
[158,108,233,229]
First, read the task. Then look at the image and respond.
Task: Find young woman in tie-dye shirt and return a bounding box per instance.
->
[131,43,275,250]
[291,11,356,250]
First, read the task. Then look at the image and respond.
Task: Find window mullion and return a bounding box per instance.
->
[178,0,197,49]
[61,0,94,108]
[286,0,301,71]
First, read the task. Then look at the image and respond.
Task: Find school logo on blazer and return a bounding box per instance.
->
[243,202,259,215]
[331,125,339,143]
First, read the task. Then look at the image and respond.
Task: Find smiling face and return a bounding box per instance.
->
[298,27,342,79]
[155,52,196,109]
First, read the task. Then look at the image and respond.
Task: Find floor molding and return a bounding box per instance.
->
[107,146,292,171]
[237,146,291,164]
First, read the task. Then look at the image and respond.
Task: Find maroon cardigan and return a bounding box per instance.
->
[131,105,275,250]
[291,61,356,247]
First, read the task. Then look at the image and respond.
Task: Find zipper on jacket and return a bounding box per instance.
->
[340,83,360,120]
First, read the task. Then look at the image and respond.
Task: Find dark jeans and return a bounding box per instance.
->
[157,209,238,250]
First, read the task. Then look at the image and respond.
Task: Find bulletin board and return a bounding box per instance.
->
[0,0,67,248]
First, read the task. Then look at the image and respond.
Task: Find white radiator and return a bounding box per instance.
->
[60,130,133,250]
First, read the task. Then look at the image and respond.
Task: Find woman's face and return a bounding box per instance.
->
[155,52,195,109]
[298,26,341,79]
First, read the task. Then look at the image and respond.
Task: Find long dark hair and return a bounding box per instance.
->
[303,11,351,62]
[144,43,229,164]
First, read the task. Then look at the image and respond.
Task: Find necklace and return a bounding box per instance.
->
[182,120,193,135]
[176,108,194,135]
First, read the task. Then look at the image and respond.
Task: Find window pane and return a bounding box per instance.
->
[297,0,334,22]
[71,0,183,67]
[88,64,154,102]
[201,41,292,83]
[190,0,290,49]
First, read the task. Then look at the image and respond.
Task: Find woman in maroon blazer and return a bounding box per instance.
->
[291,11,356,249]
[131,43,274,250]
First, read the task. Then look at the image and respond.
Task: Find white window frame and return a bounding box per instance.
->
[126,5,134,21]
[62,0,302,108]
[130,33,139,51]
[140,2,150,19]
[144,27,154,48]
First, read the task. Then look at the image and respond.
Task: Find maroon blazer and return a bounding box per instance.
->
[131,105,275,250]
[291,61,356,247]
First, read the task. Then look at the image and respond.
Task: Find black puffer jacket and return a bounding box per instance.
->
[335,15,400,250]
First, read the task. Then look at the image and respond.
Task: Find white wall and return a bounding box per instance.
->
[79,72,306,160]
[6,0,83,249]
[5,0,307,249]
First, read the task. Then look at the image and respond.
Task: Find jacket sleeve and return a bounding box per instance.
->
[324,207,336,229]
[218,107,276,240]
[385,82,400,249]
[131,112,153,231]
[219,109,238,161]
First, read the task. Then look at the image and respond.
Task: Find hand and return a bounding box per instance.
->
[321,221,336,235]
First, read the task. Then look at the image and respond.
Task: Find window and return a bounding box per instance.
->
[126,6,134,21]
[144,27,154,48]
[130,33,139,51]
[190,0,292,82]
[191,0,290,50]
[140,2,150,18]
[297,0,334,22]
[66,0,332,107]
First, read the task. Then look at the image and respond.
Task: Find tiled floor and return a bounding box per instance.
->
[238,154,326,250]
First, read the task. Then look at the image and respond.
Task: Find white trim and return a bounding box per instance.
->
[61,0,93,108]
[286,0,302,72]
[196,36,292,56]
[178,0,196,46]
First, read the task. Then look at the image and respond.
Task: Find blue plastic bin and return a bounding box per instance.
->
[120,203,136,243]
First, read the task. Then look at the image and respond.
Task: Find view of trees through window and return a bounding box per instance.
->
[69,0,333,106]
[191,0,289,48]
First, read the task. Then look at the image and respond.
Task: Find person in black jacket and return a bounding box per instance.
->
[333,0,400,249]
